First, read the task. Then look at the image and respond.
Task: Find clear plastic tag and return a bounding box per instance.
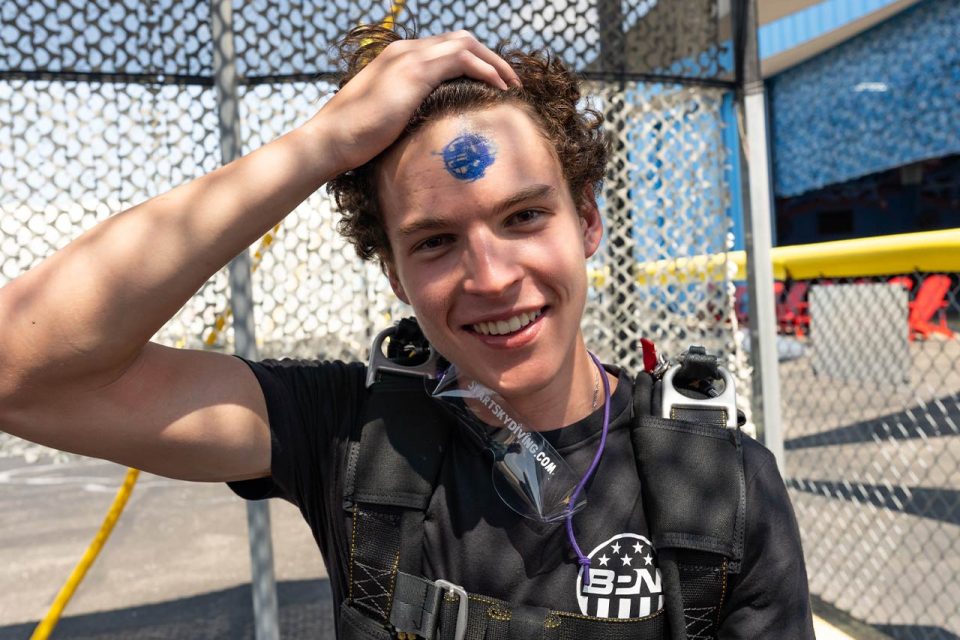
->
[430,365,586,523]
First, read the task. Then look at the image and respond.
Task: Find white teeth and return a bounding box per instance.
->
[472,309,542,336]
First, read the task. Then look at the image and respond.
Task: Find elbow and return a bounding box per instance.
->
[0,354,30,437]
[0,300,33,427]
[0,347,19,427]
[0,286,18,393]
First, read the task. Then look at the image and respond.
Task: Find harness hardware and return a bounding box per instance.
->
[366,323,442,388]
[433,579,468,640]
[660,363,738,429]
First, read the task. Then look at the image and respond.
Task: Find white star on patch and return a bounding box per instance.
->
[633,542,643,554]
[598,555,610,566]
[611,542,621,553]
[621,555,632,566]
[644,554,653,566]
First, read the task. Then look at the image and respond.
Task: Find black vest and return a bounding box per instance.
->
[336,369,746,640]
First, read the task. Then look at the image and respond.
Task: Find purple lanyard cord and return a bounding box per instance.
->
[565,351,611,586]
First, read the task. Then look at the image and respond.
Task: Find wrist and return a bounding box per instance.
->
[296,112,352,187]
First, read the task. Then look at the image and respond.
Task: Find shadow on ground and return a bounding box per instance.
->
[0,579,334,640]
[787,479,960,526]
[875,627,960,640]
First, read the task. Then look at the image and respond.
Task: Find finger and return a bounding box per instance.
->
[457,53,511,91]
[458,35,522,88]
[426,31,521,88]
[418,40,513,90]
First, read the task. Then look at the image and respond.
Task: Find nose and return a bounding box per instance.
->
[461,232,523,297]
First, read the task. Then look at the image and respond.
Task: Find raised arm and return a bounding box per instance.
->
[0,31,519,482]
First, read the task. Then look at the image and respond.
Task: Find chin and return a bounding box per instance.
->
[481,359,556,399]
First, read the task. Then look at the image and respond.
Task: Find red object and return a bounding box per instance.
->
[908,274,954,341]
[889,275,915,342]
[776,282,810,337]
[640,338,658,373]
[888,275,915,292]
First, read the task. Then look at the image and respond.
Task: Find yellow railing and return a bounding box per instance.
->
[591,228,960,287]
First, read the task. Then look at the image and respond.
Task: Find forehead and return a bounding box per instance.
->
[376,104,567,228]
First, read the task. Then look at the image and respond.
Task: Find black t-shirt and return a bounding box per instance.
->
[229,359,814,639]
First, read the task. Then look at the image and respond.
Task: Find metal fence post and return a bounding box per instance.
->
[211,1,281,638]
[597,0,640,367]
[734,0,785,469]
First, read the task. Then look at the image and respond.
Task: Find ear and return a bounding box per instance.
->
[578,185,603,258]
[383,259,411,305]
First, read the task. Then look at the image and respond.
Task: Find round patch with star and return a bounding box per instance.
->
[575,533,664,618]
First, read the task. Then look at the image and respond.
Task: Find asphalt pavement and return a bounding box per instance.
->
[0,456,333,639]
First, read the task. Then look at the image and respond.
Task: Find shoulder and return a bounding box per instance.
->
[243,357,368,403]
[242,357,371,448]
[244,356,366,381]
[228,358,368,500]
[739,434,784,490]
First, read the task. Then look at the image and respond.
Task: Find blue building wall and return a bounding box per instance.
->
[760,0,907,60]
[768,0,960,198]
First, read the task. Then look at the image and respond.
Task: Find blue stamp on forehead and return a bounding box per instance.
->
[440,133,496,181]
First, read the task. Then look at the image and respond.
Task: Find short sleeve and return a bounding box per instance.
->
[718,438,815,639]
[227,357,366,512]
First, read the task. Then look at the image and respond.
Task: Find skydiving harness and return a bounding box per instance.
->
[340,319,746,640]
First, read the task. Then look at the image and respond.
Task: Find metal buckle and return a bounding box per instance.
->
[661,364,738,428]
[365,325,441,388]
[433,579,468,640]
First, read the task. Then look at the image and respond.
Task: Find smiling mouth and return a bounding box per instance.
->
[471,308,544,336]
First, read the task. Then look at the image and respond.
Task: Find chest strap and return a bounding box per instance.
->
[387,571,668,640]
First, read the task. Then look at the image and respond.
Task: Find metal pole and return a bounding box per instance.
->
[598,0,638,364]
[734,0,785,469]
[211,2,281,638]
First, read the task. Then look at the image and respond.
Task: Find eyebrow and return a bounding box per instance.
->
[396,184,558,239]
[492,184,557,218]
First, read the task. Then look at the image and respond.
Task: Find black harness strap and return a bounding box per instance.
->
[349,506,402,624]
[344,378,449,511]
[632,414,744,562]
[631,369,746,640]
[676,552,729,640]
[343,376,450,634]
[392,571,668,640]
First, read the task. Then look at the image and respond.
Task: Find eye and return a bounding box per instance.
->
[507,209,544,226]
[412,234,454,254]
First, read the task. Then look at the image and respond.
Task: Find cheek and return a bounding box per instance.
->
[399,266,454,320]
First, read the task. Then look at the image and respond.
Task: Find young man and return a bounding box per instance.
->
[0,26,813,639]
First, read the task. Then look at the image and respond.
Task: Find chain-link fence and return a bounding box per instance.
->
[736,271,960,639]
[7,1,959,637]
[0,0,742,456]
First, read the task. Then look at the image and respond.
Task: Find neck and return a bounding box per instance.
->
[504,336,615,431]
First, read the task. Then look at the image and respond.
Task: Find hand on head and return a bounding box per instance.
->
[319,28,522,174]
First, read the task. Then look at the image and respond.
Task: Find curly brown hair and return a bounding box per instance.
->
[327,25,610,263]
